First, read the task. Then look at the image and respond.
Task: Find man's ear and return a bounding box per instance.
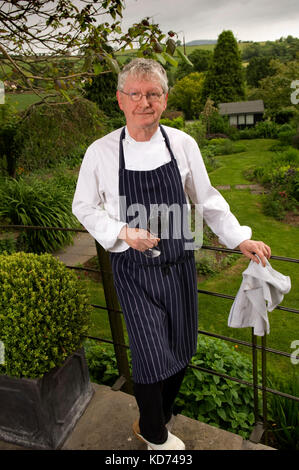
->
[116,90,124,111]
[163,93,168,111]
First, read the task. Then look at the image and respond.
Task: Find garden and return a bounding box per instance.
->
[0,11,298,449]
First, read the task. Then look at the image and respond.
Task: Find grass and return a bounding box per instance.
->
[202,139,299,378]
[5,92,44,111]
[208,139,274,186]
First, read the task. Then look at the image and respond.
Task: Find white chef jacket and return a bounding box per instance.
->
[72,125,252,252]
[228,258,291,336]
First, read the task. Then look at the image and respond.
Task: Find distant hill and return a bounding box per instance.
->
[186,40,217,46]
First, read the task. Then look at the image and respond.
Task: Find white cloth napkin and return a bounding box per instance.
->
[228,258,291,336]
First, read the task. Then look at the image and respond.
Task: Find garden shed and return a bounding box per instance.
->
[218,99,264,129]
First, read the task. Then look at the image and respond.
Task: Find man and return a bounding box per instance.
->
[72,58,271,450]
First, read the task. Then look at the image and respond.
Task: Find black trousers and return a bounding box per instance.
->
[133,367,187,445]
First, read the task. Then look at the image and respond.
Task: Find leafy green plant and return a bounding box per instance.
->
[267,373,299,450]
[0,103,20,177]
[175,335,258,439]
[0,174,79,253]
[0,252,91,378]
[195,252,218,276]
[249,148,299,219]
[160,116,185,130]
[0,236,17,254]
[183,119,207,147]
[84,339,123,386]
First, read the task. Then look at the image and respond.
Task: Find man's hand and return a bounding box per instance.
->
[238,239,271,267]
[118,225,160,252]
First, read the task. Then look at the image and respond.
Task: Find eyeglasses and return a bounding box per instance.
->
[120,90,164,103]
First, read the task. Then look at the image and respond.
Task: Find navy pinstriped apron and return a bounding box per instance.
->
[110,125,198,384]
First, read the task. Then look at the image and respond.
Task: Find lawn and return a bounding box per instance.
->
[201,139,299,378]
[5,92,44,111]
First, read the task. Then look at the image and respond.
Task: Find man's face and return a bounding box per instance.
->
[116,75,168,136]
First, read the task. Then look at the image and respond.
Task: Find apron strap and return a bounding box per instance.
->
[159,125,176,161]
[118,125,176,171]
[119,126,126,170]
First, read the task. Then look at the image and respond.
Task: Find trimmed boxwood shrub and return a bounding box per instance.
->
[0,252,91,378]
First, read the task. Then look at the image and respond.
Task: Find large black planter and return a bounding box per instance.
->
[0,347,94,449]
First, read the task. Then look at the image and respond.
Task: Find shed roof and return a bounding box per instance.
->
[218,100,264,115]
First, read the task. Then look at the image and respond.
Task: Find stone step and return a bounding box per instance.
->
[0,383,275,451]
[62,384,275,451]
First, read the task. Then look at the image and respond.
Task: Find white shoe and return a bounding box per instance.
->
[133,420,185,450]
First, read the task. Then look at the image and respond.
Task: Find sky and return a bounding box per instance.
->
[119,0,299,44]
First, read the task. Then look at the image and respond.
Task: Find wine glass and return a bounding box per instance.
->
[143,214,161,258]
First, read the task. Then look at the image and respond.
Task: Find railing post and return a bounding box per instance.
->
[249,329,264,443]
[261,334,268,444]
[95,240,133,395]
[252,329,260,423]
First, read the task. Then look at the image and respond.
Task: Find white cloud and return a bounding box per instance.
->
[120,0,299,42]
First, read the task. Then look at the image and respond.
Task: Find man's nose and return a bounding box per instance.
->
[139,94,151,105]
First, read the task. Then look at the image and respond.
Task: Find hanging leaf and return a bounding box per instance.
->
[60,89,73,104]
[153,42,164,53]
[176,47,193,66]
[105,56,120,74]
[93,63,103,75]
[162,52,178,67]
[153,53,166,66]
[166,38,176,56]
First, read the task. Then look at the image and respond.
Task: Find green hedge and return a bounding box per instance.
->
[14,98,109,171]
[0,252,91,378]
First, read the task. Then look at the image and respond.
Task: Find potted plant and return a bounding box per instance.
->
[0,252,93,449]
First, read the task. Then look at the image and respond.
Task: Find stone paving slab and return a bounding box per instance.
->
[53,232,97,267]
[0,383,276,451]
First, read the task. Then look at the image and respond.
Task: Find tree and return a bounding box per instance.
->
[254,59,299,120]
[246,56,275,88]
[0,1,191,112]
[201,98,217,136]
[201,30,245,105]
[242,37,299,63]
[175,49,212,81]
[167,72,205,119]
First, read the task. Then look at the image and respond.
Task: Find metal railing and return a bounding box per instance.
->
[1,224,298,445]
